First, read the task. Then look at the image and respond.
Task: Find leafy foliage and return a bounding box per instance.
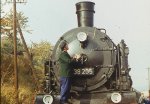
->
[1,40,53,104]
[1,54,36,104]
[30,41,52,69]
[1,10,30,55]
[1,10,29,30]
[1,36,24,55]
[1,6,52,104]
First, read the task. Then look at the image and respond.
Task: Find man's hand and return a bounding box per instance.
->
[73,54,81,61]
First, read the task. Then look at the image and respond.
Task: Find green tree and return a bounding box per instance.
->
[1,6,53,103]
[1,9,30,83]
[1,10,30,34]
[1,9,35,104]
[1,10,30,55]
[30,41,52,69]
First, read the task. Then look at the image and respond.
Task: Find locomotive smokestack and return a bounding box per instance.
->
[76,1,95,27]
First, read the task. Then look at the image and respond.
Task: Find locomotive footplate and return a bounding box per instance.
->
[69,91,138,104]
[35,91,138,104]
[52,91,137,104]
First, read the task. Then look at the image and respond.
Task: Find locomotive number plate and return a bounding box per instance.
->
[73,68,94,75]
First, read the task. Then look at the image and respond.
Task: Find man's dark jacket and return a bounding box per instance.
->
[59,51,73,77]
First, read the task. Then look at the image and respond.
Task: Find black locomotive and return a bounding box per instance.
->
[35,1,140,104]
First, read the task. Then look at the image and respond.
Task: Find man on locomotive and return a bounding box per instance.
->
[58,41,80,104]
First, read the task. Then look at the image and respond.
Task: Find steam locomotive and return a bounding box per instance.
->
[35,1,140,104]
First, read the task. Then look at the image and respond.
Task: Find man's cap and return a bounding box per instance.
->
[60,41,67,50]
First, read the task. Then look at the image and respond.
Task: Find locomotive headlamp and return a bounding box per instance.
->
[43,95,53,104]
[111,92,122,103]
[77,32,87,42]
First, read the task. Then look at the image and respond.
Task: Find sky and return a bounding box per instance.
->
[1,0,150,92]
